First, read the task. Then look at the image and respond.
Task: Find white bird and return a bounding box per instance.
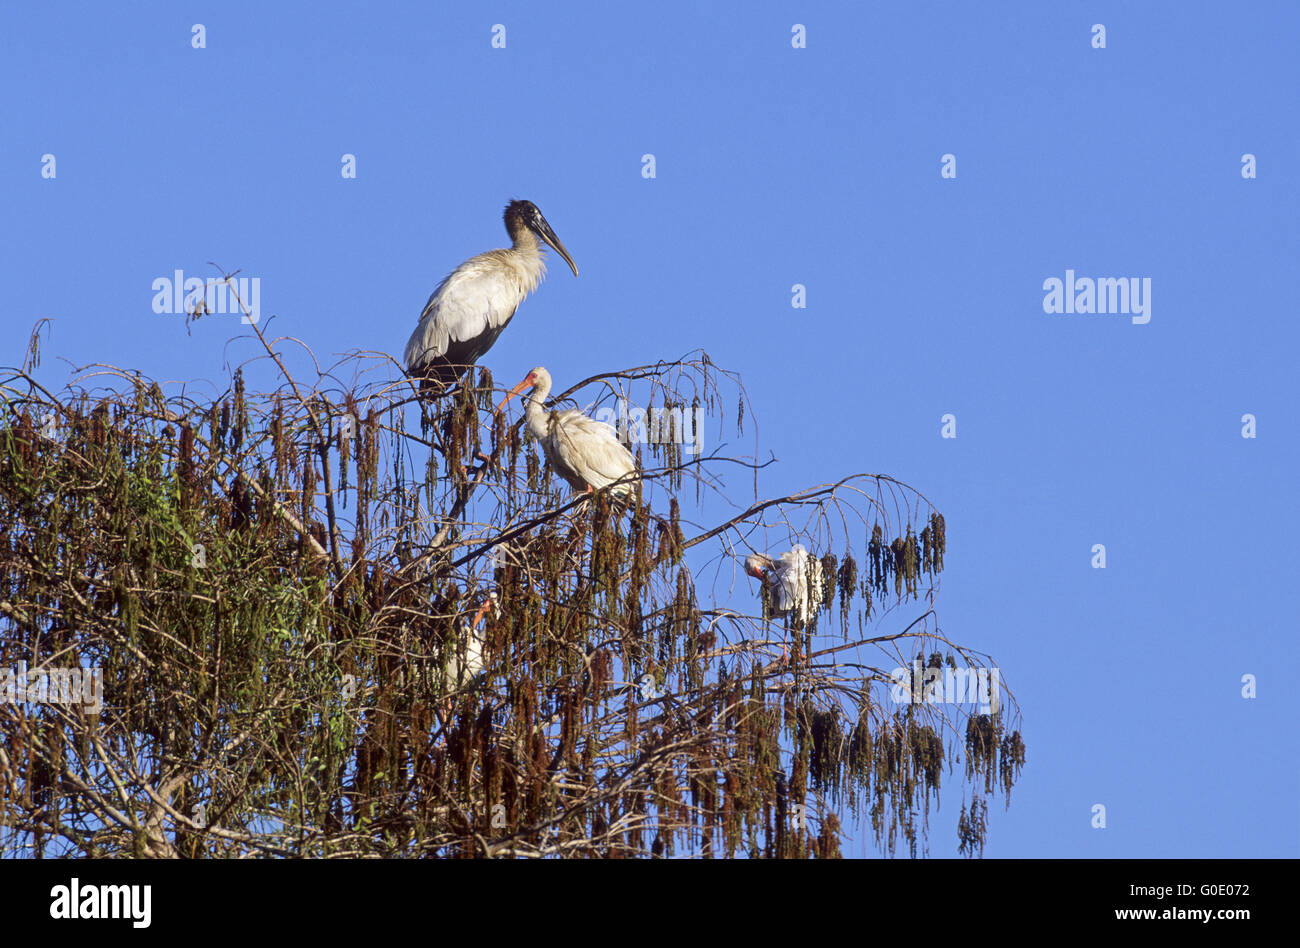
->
[444,620,485,691]
[744,545,823,628]
[443,597,493,693]
[496,366,639,500]
[405,200,578,392]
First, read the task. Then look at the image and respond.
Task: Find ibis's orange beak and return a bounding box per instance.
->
[469,597,493,629]
[494,375,534,415]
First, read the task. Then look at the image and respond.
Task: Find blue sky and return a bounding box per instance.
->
[3,2,1297,857]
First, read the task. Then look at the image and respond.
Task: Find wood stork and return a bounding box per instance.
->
[744,544,823,628]
[496,366,639,500]
[404,200,578,392]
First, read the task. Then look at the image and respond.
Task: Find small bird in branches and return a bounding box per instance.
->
[443,594,496,699]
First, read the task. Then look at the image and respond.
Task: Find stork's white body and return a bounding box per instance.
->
[746,544,823,626]
[404,201,577,391]
[404,241,547,388]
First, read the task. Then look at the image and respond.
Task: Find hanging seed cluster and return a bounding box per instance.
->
[956,797,988,857]
[965,712,1026,801]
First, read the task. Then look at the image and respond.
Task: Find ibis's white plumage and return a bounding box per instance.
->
[501,366,639,500]
[404,200,577,391]
[744,544,823,627]
[444,619,486,691]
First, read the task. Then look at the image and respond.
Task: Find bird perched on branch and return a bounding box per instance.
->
[443,595,495,695]
[496,366,639,501]
[744,544,823,628]
[404,200,578,393]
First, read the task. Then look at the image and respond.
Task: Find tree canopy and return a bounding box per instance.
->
[0,316,1023,858]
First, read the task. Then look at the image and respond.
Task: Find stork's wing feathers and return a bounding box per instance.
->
[550,410,638,496]
[403,256,523,372]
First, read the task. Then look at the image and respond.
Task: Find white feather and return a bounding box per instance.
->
[517,367,639,499]
[444,620,486,691]
[747,544,823,626]
[547,409,638,497]
[404,248,546,372]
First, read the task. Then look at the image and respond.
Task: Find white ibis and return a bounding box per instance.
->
[496,366,639,500]
[404,200,578,392]
[443,596,493,694]
[744,544,823,628]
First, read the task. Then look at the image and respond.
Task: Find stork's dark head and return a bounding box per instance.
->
[504,199,579,277]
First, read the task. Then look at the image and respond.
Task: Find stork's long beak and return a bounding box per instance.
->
[494,376,533,415]
[532,217,579,277]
